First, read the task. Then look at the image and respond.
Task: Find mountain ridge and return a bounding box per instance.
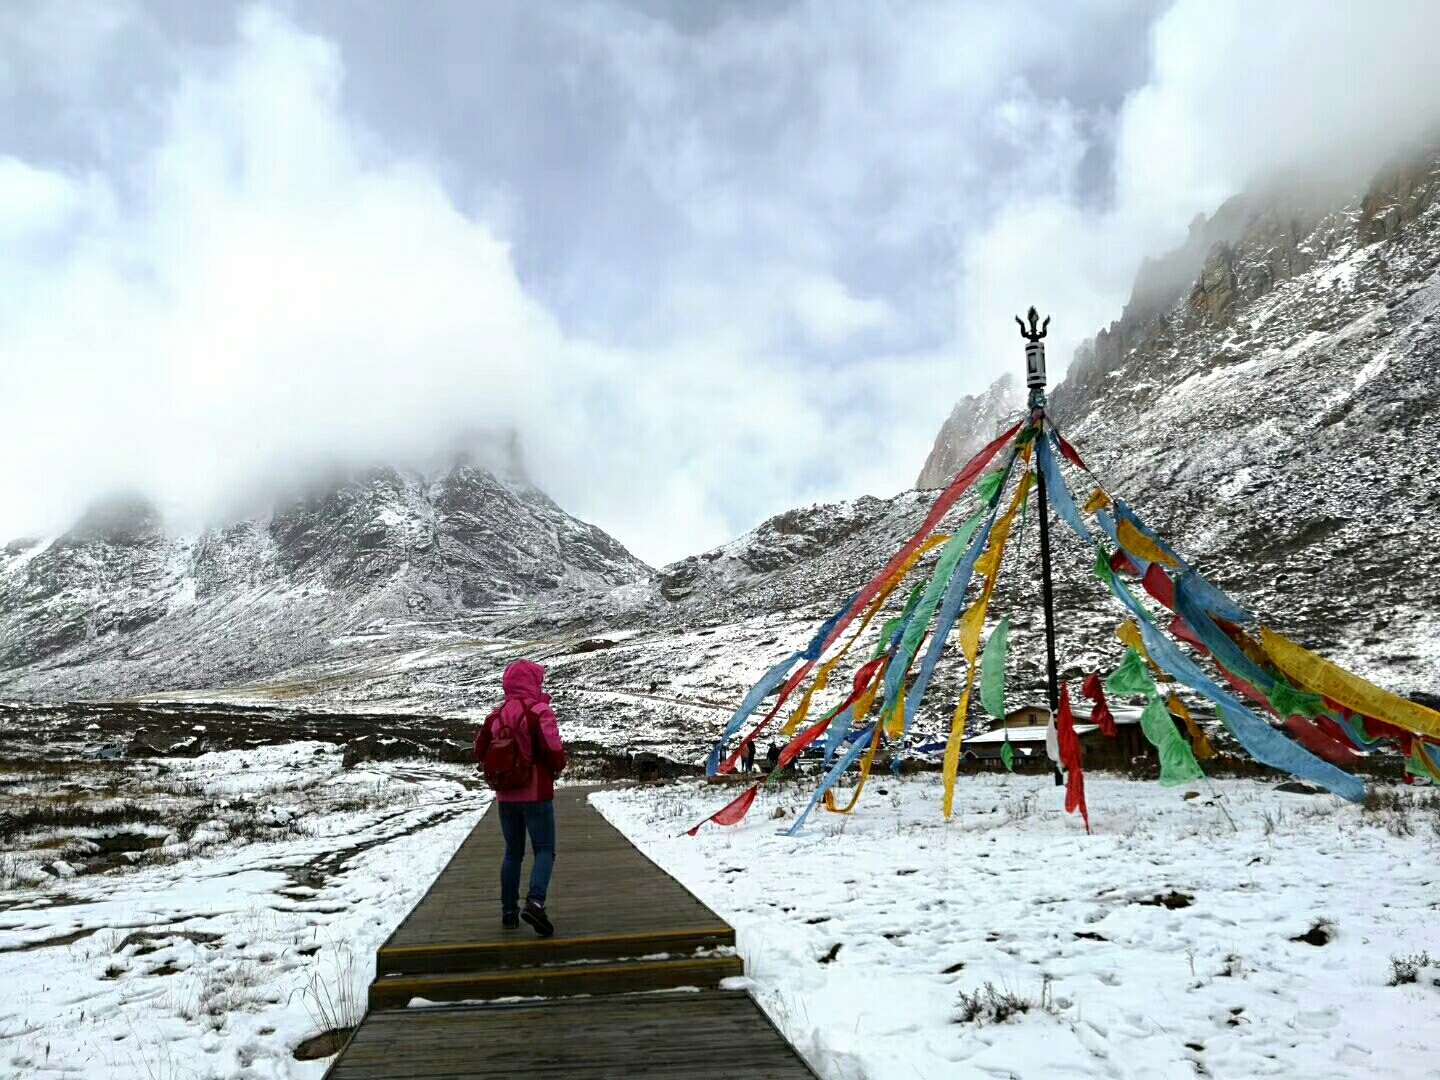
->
[0,464,651,698]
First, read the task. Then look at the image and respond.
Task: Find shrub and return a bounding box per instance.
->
[1389,951,1434,986]
[955,982,1035,1025]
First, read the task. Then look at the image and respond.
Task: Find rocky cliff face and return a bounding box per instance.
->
[1046,147,1440,695]
[915,373,1026,490]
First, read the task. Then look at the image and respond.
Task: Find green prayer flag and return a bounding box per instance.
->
[872,619,901,659]
[1094,545,1116,589]
[1000,736,1015,772]
[893,512,985,673]
[977,470,1006,505]
[1265,679,1326,720]
[979,616,1011,720]
[898,581,927,623]
[1105,647,1155,698]
[871,583,927,663]
[1139,695,1205,786]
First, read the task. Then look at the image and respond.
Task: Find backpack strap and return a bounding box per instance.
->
[522,705,551,772]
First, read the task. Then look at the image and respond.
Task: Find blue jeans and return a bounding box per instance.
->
[498,800,556,913]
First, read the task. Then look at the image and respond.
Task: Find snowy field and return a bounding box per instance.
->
[0,744,487,1079]
[594,775,1440,1080]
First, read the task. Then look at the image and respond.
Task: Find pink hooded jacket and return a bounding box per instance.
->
[474,659,567,802]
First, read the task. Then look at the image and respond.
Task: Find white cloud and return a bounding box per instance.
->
[790,275,894,344]
[0,7,950,565]
[0,9,566,543]
[1116,0,1440,210]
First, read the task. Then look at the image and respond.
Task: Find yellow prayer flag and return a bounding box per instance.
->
[1116,518,1180,568]
[941,471,1032,817]
[1168,693,1215,760]
[1260,627,1440,741]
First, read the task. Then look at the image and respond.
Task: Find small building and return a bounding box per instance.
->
[995,704,1051,729]
[962,703,1151,769]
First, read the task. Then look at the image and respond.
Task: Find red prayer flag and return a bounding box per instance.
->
[1169,614,1208,654]
[1109,549,1140,577]
[1316,714,1365,752]
[1363,715,1413,745]
[1217,665,1274,713]
[1283,716,1366,768]
[1055,684,1090,832]
[1090,699,1116,737]
[1142,564,1176,611]
[1080,673,1116,736]
[1054,431,1088,470]
[687,784,760,836]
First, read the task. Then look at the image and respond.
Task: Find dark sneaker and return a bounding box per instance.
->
[502,910,520,930]
[521,899,554,937]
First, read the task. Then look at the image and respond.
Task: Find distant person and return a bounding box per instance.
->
[742,740,756,774]
[475,659,567,937]
[766,741,781,771]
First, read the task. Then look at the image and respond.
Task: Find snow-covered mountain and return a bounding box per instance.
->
[0,466,650,699]
[822,146,1440,712]
[1045,147,1440,699]
[4,147,1438,755]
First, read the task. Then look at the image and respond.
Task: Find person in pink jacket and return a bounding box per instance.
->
[474,659,568,935]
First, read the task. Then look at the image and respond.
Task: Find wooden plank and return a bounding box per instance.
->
[327,992,822,1079]
[377,926,734,976]
[369,956,745,1008]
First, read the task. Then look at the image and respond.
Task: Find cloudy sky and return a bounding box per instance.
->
[2,1,1438,565]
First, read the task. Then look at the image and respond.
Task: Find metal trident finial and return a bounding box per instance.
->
[1015,306,1050,342]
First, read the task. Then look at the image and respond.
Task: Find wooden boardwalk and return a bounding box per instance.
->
[325,786,819,1079]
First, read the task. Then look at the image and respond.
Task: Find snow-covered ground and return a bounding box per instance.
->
[0,744,487,1079]
[595,775,1440,1080]
[9,754,1437,1080]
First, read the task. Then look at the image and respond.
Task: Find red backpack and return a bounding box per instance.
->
[478,709,541,792]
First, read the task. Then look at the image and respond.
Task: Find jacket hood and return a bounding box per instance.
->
[502,659,547,703]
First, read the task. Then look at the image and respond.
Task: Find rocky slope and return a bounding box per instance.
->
[906,146,1440,709]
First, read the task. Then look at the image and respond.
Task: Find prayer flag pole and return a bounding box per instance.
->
[1017,307,1060,721]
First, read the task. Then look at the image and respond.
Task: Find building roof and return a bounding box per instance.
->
[1001,705,1145,727]
[966,723,1097,745]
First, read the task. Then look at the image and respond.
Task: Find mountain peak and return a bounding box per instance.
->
[61,493,164,547]
[915,372,1026,490]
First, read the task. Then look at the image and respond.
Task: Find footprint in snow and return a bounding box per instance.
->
[1291,1006,1340,1031]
